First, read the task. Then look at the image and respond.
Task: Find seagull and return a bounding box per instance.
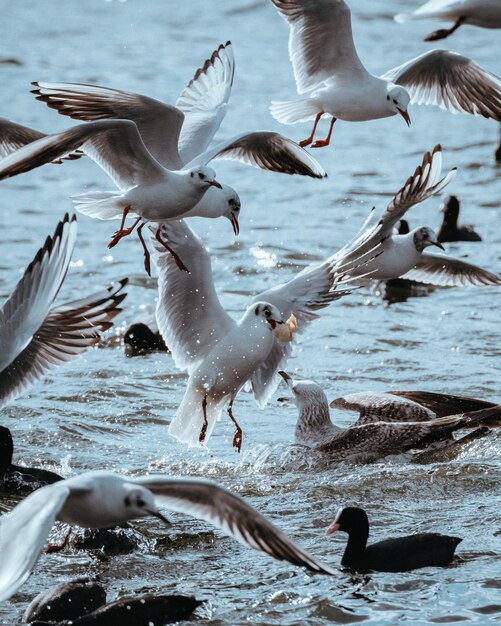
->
[269,0,501,148]
[331,146,501,286]
[436,195,482,242]
[0,214,127,410]
[326,507,462,572]
[0,469,335,601]
[395,0,501,41]
[30,42,326,180]
[152,219,358,452]
[0,119,228,274]
[278,371,500,461]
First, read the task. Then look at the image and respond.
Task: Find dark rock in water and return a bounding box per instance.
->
[27,594,202,626]
[123,322,169,357]
[0,425,63,495]
[69,524,144,554]
[23,579,106,623]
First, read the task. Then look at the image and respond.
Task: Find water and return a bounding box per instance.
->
[0,0,500,623]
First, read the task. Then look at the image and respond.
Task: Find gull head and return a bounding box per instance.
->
[253,302,284,330]
[386,85,411,126]
[278,371,329,411]
[224,192,241,236]
[413,226,445,252]
[123,486,171,526]
[189,166,222,190]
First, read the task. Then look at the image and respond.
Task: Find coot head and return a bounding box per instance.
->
[440,196,460,222]
[0,426,14,472]
[326,506,369,538]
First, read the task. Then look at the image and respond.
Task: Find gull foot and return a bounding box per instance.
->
[424,28,451,41]
[299,138,313,148]
[311,139,330,148]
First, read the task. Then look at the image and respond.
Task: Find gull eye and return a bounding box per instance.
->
[198,172,205,180]
[386,95,390,101]
[124,496,131,506]
[393,99,397,104]
[264,308,271,318]
[137,498,146,507]
[234,206,240,212]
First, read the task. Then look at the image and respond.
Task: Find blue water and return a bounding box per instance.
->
[0,0,500,623]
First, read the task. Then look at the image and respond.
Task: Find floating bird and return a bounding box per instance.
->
[152,220,357,452]
[332,146,501,286]
[278,371,500,460]
[436,195,482,242]
[0,426,63,495]
[0,214,127,410]
[395,0,501,41]
[23,578,202,626]
[269,0,501,148]
[123,322,169,357]
[0,470,335,601]
[326,507,462,572]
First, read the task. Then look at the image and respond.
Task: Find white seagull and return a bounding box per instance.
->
[331,146,501,286]
[395,0,501,41]
[0,469,335,602]
[152,220,358,452]
[0,214,127,410]
[269,0,501,148]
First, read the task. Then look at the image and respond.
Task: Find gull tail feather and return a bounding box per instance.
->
[71,191,125,220]
[169,385,228,447]
[270,98,319,124]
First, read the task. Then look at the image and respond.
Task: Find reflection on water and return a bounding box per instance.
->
[0,0,500,624]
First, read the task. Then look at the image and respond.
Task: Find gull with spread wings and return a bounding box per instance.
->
[269,0,501,148]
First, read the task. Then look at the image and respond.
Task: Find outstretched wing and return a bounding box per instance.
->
[271,0,368,93]
[152,221,235,375]
[31,81,185,169]
[185,131,326,178]
[334,145,456,270]
[0,214,77,373]
[0,119,166,189]
[176,42,235,164]
[0,483,71,602]
[0,279,127,410]
[402,253,501,286]
[383,50,501,120]
[330,391,437,425]
[135,476,336,576]
[248,261,355,407]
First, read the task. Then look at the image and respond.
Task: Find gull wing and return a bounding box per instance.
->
[185,131,326,178]
[271,0,368,94]
[0,119,166,189]
[31,81,185,170]
[0,279,127,410]
[383,50,501,120]
[152,220,235,375]
[176,42,235,164]
[135,476,336,576]
[0,483,71,602]
[0,214,77,373]
[402,252,501,286]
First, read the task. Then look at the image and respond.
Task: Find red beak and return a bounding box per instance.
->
[325,522,340,536]
[230,214,240,236]
[397,108,411,127]
[208,179,223,189]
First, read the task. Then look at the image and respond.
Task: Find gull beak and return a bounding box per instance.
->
[430,240,445,251]
[397,108,411,127]
[268,318,284,330]
[208,179,223,189]
[325,521,340,536]
[278,370,293,388]
[230,214,240,236]
[277,396,292,403]
[147,508,172,527]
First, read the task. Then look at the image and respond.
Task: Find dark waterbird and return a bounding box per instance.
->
[437,196,482,242]
[0,426,62,495]
[326,507,462,572]
[124,322,169,357]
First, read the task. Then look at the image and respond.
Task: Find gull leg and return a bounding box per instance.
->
[136,222,151,276]
[46,527,73,553]
[108,207,141,249]
[199,395,208,444]
[424,16,466,41]
[155,226,189,273]
[299,111,323,147]
[311,117,336,148]
[227,399,243,454]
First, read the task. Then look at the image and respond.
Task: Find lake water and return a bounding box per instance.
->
[0,0,500,624]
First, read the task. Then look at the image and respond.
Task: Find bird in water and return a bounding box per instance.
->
[326,506,462,572]
[436,195,482,242]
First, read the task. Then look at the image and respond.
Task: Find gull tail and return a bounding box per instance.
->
[169,384,228,447]
[71,191,125,220]
[270,98,319,124]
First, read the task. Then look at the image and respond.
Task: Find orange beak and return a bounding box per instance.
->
[230,214,240,236]
[208,179,223,189]
[398,108,411,127]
